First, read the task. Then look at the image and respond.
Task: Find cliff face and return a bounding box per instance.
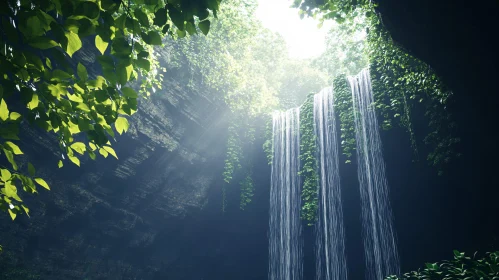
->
[0,47,229,279]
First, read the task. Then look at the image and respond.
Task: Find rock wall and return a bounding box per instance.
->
[0,46,229,279]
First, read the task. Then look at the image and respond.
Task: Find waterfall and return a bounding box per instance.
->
[349,69,400,280]
[314,88,348,280]
[269,108,303,280]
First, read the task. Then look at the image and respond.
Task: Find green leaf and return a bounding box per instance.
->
[24,53,44,72]
[125,64,133,82]
[29,37,59,49]
[1,168,11,181]
[8,209,16,220]
[3,149,17,170]
[135,58,151,71]
[114,13,127,29]
[68,155,80,166]
[137,51,149,58]
[97,55,114,70]
[198,20,210,35]
[34,177,50,190]
[177,29,186,38]
[103,146,118,159]
[111,37,132,55]
[21,205,30,217]
[88,142,97,151]
[121,87,138,98]
[65,31,82,57]
[94,90,109,103]
[28,162,36,177]
[4,181,21,201]
[70,142,86,155]
[95,35,109,55]
[4,141,23,155]
[87,76,106,89]
[28,93,39,109]
[134,8,150,27]
[147,31,162,45]
[51,69,72,81]
[168,6,184,31]
[77,62,88,81]
[74,1,100,20]
[9,112,21,121]
[76,103,91,112]
[115,117,129,135]
[99,148,108,158]
[67,93,83,103]
[118,63,133,85]
[185,21,197,35]
[45,57,52,69]
[125,17,140,34]
[58,160,63,168]
[48,84,68,99]
[153,7,167,26]
[0,99,9,121]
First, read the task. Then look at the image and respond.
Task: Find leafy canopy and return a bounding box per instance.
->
[0,0,219,220]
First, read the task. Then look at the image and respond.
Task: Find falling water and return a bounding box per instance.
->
[349,69,400,280]
[269,108,303,280]
[314,88,348,280]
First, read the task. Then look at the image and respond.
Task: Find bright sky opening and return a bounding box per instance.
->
[256,0,332,59]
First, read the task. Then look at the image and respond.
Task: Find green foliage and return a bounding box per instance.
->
[222,112,257,211]
[262,118,273,166]
[386,251,499,280]
[165,0,314,211]
[292,0,373,23]
[277,60,328,109]
[299,94,319,225]
[333,74,356,163]
[223,121,243,185]
[367,16,460,173]
[167,0,281,114]
[297,4,459,173]
[313,14,369,80]
[239,173,254,210]
[0,0,219,220]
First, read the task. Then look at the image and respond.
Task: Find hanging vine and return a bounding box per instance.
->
[223,120,243,185]
[367,15,460,173]
[299,94,319,225]
[333,74,356,163]
[222,113,257,211]
[262,117,273,165]
[239,172,254,210]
